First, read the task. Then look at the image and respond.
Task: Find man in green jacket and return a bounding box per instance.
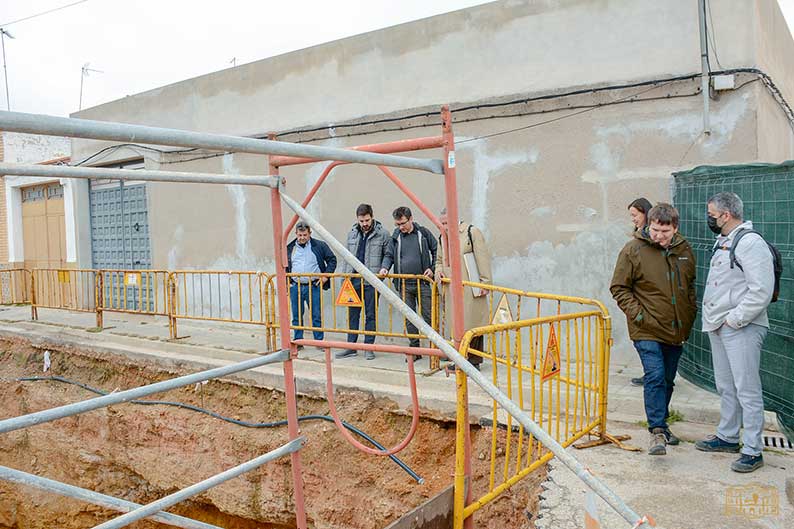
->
[610,203,697,456]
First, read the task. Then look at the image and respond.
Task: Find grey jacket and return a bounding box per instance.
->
[702,221,775,331]
[339,220,391,274]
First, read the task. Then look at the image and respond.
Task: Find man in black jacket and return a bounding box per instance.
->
[286,221,337,343]
[379,206,437,354]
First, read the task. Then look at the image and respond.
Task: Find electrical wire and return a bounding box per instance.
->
[706,0,724,71]
[0,0,91,28]
[456,79,679,144]
[17,375,424,483]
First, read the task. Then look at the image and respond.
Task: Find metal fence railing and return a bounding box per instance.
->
[268,272,439,353]
[0,269,31,305]
[454,309,610,525]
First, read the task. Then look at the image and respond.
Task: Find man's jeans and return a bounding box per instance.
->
[402,280,432,348]
[634,340,683,431]
[347,278,376,345]
[290,282,323,340]
[708,323,767,457]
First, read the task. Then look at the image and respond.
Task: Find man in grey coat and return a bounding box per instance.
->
[337,204,391,360]
[695,192,775,473]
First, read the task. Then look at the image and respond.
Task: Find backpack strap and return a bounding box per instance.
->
[729,229,762,271]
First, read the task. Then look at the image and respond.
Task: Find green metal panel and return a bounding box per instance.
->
[673,161,794,442]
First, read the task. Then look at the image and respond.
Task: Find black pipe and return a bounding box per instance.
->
[17,375,423,483]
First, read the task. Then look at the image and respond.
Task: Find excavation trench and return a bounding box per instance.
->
[0,337,543,529]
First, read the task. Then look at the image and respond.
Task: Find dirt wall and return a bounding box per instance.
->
[0,338,543,529]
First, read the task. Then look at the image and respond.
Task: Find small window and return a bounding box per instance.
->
[47,185,64,199]
[22,187,44,202]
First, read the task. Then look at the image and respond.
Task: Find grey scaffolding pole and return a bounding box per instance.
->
[0,350,288,434]
[0,110,444,174]
[0,465,222,529]
[93,437,306,529]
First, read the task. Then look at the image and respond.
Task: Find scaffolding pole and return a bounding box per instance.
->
[0,465,221,529]
[277,190,655,529]
[0,162,281,187]
[92,437,306,529]
[0,110,444,173]
[0,350,289,434]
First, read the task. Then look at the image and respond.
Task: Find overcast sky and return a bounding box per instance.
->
[1,0,793,118]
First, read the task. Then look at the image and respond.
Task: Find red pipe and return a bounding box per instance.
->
[378,165,445,234]
[324,347,421,456]
[294,338,445,357]
[282,161,343,246]
[268,147,308,529]
[271,135,445,167]
[439,106,473,528]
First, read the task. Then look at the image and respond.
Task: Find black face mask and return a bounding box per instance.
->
[707,214,722,235]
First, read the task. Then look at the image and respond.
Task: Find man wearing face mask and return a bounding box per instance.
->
[695,192,775,473]
[610,203,697,456]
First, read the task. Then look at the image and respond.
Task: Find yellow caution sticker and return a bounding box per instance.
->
[125,272,141,287]
[335,277,363,307]
[541,325,561,382]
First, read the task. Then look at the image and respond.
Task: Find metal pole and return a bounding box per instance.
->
[0,111,444,174]
[0,162,280,187]
[0,465,221,529]
[0,350,289,434]
[697,0,711,134]
[439,106,473,529]
[268,145,308,529]
[92,437,306,529]
[277,191,655,529]
[1,31,9,111]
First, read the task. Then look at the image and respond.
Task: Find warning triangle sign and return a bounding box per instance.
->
[491,294,514,325]
[541,325,561,382]
[336,277,363,307]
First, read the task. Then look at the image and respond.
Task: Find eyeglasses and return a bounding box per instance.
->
[395,219,411,227]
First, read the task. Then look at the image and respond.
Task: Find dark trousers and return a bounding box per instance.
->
[468,335,484,366]
[403,280,433,348]
[290,282,323,340]
[634,340,683,430]
[347,278,376,345]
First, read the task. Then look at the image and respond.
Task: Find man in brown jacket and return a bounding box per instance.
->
[610,203,697,456]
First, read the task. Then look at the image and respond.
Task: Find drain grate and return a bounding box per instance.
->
[763,435,794,451]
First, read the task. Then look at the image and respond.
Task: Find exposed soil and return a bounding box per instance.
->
[0,337,544,528]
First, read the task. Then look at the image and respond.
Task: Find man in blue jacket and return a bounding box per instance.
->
[286,221,337,345]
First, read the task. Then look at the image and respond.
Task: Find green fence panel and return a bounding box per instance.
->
[673,160,794,442]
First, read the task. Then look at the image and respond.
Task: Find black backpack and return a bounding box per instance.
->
[724,229,783,303]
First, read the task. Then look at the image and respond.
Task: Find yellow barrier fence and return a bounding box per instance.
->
[169,270,273,346]
[31,269,100,326]
[452,286,612,528]
[268,273,440,361]
[0,269,31,305]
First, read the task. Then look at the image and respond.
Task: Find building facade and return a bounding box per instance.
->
[62,0,794,358]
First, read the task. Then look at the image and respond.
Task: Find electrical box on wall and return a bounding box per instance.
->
[713,74,736,91]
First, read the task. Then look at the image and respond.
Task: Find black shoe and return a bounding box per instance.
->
[695,435,740,453]
[334,349,358,359]
[731,453,764,473]
[630,377,644,386]
[663,428,680,446]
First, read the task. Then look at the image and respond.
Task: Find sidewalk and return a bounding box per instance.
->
[0,304,779,430]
